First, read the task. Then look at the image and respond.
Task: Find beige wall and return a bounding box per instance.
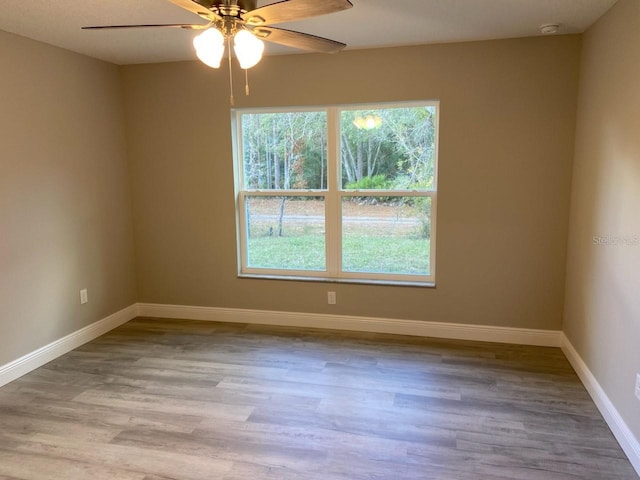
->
[564,0,640,441]
[122,35,580,330]
[0,31,137,366]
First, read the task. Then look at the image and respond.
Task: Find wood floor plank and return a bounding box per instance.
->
[0,317,637,480]
[12,432,234,480]
[111,427,330,471]
[71,389,256,422]
[0,449,147,480]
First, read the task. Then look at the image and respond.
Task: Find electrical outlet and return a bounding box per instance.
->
[328,291,336,305]
[80,289,88,305]
[635,374,640,401]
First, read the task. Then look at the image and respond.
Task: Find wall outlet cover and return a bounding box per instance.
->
[328,292,337,305]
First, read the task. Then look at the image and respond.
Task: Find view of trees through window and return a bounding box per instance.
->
[241,111,327,190]
[236,103,438,282]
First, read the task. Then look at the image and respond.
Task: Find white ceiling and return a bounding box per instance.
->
[0,0,618,65]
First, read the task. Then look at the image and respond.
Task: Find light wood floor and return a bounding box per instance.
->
[0,317,636,480]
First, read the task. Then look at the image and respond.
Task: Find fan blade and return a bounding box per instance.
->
[243,0,352,26]
[82,24,203,30]
[253,26,346,53]
[168,0,220,21]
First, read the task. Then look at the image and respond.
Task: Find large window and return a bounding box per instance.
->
[233,102,439,285]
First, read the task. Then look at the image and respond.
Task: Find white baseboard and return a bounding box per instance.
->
[562,333,640,476]
[0,304,138,388]
[137,303,562,347]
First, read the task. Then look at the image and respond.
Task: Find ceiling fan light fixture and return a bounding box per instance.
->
[83,0,352,101]
[234,29,265,69]
[193,27,225,68]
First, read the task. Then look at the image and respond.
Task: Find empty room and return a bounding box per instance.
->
[1,0,639,478]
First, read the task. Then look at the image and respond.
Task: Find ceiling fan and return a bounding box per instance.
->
[83,0,353,100]
[82,0,353,101]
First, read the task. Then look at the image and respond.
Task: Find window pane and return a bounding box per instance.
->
[241,111,327,190]
[342,196,431,275]
[340,106,437,190]
[245,196,325,271]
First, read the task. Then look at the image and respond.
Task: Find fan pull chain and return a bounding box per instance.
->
[227,36,235,106]
[245,69,250,96]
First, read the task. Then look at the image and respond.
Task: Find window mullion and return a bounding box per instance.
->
[325,107,340,276]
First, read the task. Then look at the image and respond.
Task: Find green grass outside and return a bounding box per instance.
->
[247,235,430,275]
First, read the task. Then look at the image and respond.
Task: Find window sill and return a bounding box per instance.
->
[238,273,436,288]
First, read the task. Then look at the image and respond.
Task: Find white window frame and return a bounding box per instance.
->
[232,101,439,286]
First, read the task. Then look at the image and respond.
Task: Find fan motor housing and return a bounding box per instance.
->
[238,0,257,11]
[208,0,257,12]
